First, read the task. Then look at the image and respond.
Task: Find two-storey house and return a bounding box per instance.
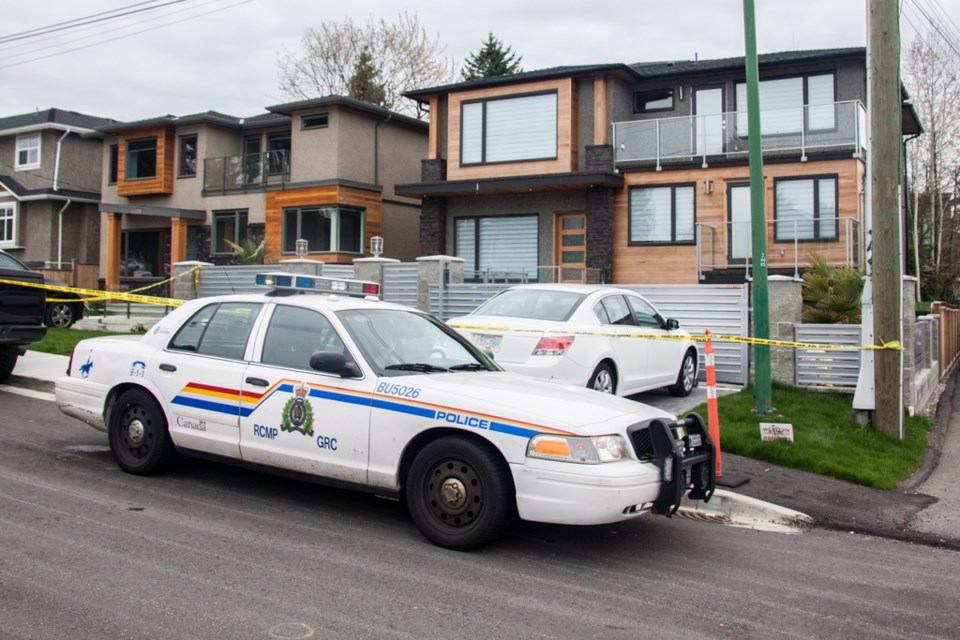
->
[397,48,921,284]
[96,96,427,291]
[0,108,116,268]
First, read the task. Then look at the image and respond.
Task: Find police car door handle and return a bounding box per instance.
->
[246,377,269,387]
[159,363,177,372]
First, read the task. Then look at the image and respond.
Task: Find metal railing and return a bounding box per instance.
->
[203,150,290,192]
[612,100,866,169]
[696,217,861,280]
[464,266,604,284]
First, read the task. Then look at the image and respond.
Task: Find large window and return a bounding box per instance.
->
[774,176,838,241]
[266,132,291,175]
[633,89,674,113]
[0,203,16,246]
[212,210,248,254]
[15,134,40,169]
[629,184,695,245]
[461,92,557,165]
[108,145,119,184]
[282,206,364,254]
[179,134,197,177]
[125,137,157,180]
[455,215,538,281]
[735,73,836,136]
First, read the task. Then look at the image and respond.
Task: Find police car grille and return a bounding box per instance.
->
[630,428,655,461]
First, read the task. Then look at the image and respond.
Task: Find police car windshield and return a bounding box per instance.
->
[337,309,494,377]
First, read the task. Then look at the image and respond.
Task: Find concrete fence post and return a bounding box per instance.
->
[416,255,464,314]
[172,261,213,301]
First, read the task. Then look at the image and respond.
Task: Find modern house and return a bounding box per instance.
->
[0,108,116,269]
[95,96,427,291]
[397,47,922,284]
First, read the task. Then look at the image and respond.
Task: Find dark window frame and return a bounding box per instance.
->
[178,134,198,178]
[125,136,158,180]
[627,183,697,246]
[633,88,675,114]
[459,89,559,167]
[301,113,329,130]
[108,144,119,185]
[733,70,839,138]
[280,205,366,255]
[773,174,840,243]
[453,213,540,282]
[211,209,249,255]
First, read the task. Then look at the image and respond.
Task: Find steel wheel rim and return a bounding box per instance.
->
[593,369,614,394]
[120,404,153,461]
[423,457,484,530]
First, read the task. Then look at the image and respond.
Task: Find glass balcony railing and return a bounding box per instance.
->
[612,100,866,169]
[203,150,290,192]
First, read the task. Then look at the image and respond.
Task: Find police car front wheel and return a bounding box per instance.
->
[406,436,515,550]
[109,389,177,475]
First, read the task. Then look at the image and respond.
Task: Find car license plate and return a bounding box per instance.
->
[476,335,501,352]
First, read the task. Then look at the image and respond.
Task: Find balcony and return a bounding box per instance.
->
[202,151,290,194]
[697,217,861,281]
[612,101,866,170]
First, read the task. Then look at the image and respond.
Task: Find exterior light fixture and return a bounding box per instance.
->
[295,238,308,259]
[370,235,384,258]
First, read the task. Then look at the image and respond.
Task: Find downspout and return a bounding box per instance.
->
[53,128,74,268]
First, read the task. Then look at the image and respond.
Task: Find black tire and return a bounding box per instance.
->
[0,346,18,384]
[109,389,176,475]
[669,350,698,397]
[405,436,515,550]
[587,362,616,394]
[45,302,76,328]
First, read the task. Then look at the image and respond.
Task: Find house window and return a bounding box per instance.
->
[455,215,539,281]
[212,210,249,254]
[266,132,291,175]
[179,134,198,177]
[125,137,158,180]
[735,73,836,136]
[774,176,838,241]
[108,145,118,184]
[0,203,16,246]
[461,91,557,165]
[302,113,329,129]
[281,206,365,254]
[633,89,674,113]
[629,184,696,244]
[15,134,40,169]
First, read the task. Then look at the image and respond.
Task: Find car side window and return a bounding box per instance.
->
[599,296,636,326]
[592,302,610,324]
[627,296,662,328]
[261,305,349,371]
[169,302,262,360]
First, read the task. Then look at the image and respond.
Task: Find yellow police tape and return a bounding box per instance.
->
[0,277,184,307]
[445,322,903,352]
[44,266,201,304]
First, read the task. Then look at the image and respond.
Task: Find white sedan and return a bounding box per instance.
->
[448,284,699,398]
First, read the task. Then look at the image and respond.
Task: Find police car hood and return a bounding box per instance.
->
[408,371,675,434]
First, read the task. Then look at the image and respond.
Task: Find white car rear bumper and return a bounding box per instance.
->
[55,376,108,432]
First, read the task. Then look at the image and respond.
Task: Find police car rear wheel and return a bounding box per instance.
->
[406,436,514,550]
[109,389,176,475]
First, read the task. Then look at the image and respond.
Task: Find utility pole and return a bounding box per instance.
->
[743,0,773,414]
[870,0,904,438]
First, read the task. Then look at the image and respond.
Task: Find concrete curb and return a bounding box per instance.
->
[681,489,813,533]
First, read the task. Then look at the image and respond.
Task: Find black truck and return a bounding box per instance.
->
[0,250,47,383]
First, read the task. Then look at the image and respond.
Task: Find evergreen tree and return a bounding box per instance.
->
[461,33,522,80]
[347,47,387,106]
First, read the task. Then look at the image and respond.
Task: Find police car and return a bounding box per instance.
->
[55,272,715,550]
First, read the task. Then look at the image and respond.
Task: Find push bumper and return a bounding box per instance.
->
[646,412,716,516]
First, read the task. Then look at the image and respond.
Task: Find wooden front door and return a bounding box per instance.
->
[554,213,587,283]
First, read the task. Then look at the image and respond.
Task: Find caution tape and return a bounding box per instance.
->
[446,322,903,352]
[44,266,201,303]
[0,277,185,307]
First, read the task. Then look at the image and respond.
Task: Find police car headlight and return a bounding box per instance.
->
[526,434,630,464]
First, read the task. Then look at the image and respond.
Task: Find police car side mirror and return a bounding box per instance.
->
[309,351,362,378]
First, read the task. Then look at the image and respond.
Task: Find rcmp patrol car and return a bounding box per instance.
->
[55,272,715,549]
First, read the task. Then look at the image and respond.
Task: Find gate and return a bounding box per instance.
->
[381,262,419,308]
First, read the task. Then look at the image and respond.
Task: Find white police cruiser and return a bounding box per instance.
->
[55,272,715,549]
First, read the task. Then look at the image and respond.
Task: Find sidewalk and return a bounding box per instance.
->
[10,350,960,548]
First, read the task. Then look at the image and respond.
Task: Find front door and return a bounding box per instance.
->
[694,87,724,156]
[728,184,752,263]
[554,213,587,283]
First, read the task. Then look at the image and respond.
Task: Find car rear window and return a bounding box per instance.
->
[472,289,585,321]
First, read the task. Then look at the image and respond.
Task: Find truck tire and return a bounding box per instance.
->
[0,346,18,383]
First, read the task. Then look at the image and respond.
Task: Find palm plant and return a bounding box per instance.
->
[802,253,864,324]
[224,239,267,265]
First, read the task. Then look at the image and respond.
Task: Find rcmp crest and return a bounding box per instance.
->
[281,382,314,436]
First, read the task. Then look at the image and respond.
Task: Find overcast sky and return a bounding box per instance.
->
[1,0,958,122]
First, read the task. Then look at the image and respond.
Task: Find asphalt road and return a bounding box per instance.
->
[2,388,960,640]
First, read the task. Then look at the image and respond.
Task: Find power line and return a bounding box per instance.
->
[0,1,189,45]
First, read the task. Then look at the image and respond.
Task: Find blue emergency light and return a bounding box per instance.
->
[255,272,380,297]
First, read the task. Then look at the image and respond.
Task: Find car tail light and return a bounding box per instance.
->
[532,336,575,356]
[67,344,77,375]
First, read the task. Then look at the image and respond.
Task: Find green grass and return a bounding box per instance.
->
[26,327,128,356]
[689,382,930,490]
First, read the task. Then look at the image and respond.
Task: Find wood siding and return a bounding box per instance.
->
[116,127,175,197]
[264,185,381,264]
[612,158,865,284]
[446,78,578,180]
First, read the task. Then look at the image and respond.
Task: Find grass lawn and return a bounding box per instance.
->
[27,327,129,357]
[689,382,930,490]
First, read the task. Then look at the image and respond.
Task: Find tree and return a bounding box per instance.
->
[277,11,456,118]
[461,33,522,81]
[347,47,387,107]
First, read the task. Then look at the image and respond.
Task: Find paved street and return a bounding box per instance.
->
[2,388,960,640]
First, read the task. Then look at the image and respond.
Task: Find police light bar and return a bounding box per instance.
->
[255,272,380,297]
